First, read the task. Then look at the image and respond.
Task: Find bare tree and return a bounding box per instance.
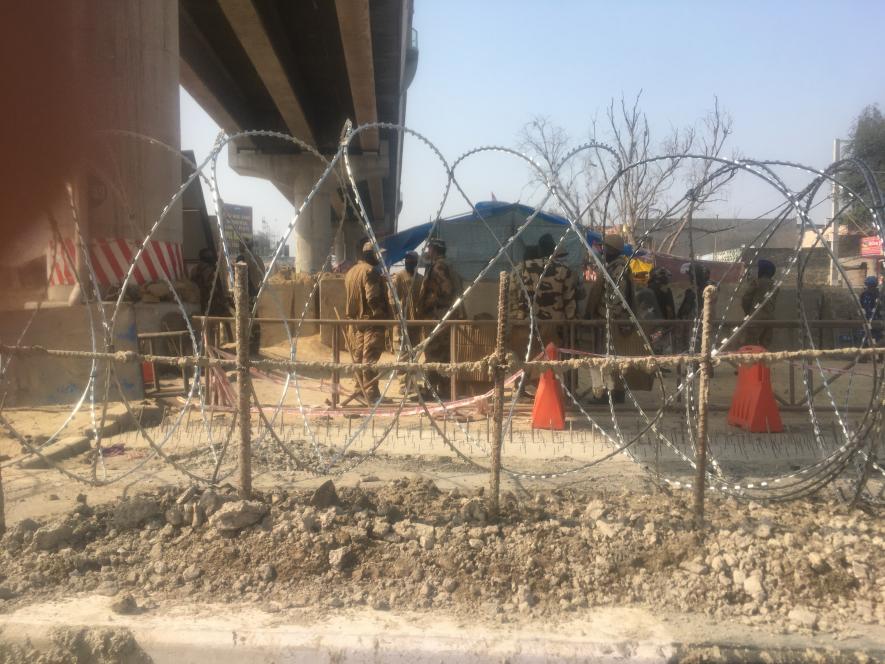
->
[518,116,589,224]
[518,93,735,247]
[587,91,695,244]
[658,97,735,253]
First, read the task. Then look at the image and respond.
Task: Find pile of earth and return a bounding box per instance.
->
[0,627,150,664]
[0,478,882,635]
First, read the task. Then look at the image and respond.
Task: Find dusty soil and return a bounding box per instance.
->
[0,626,150,664]
[0,479,882,642]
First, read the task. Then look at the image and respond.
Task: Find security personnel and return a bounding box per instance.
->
[416,238,462,394]
[190,247,230,317]
[190,247,232,344]
[389,251,423,394]
[635,267,675,354]
[344,240,391,401]
[510,234,576,350]
[677,262,711,352]
[389,251,423,325]
[586,234,651,401]
[740,259,777,348]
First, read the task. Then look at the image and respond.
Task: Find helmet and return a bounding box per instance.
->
[865,275,878,288]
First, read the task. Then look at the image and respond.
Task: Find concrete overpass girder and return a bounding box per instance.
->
[228,144,389,273]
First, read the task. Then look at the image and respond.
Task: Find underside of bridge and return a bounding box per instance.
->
[179,0,417,270]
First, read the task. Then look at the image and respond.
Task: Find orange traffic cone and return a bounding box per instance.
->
[531,342,565,430]
[727,345,783,433]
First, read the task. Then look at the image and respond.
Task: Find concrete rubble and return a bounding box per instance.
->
[0,478,882,657]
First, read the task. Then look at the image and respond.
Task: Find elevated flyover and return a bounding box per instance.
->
[179,0,418,271]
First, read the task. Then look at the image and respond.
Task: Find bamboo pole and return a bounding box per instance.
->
[694,285,717,530]
[490,272,510,517]
[234,262,252,500]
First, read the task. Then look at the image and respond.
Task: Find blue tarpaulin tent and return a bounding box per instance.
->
[381,201,630,281]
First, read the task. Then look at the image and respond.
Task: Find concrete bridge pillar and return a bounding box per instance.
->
[292,166,337,274]
[229,145,390,274]
[45,0,183,302]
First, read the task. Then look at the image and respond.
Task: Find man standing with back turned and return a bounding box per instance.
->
[740,258,777,349]
[344,240,390,402]
[390,250,424,395]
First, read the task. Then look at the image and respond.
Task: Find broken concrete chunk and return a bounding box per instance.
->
[210,500,269,532]
[309,480,339,509]
[182,564,202,582]
[743,572,766,601]
[198,490,223,516]
[32,521,73,551]
[788,606,819,630]
[328,545,357,571]
[113,496,162,530]
[111,593,139,615]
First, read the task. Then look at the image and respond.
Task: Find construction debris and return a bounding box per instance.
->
[0,479,881,637]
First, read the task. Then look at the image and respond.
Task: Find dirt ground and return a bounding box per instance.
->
[0,479,882,654]
[1,336,883,661]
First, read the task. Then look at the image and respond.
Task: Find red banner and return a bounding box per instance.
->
[860,235,883,257]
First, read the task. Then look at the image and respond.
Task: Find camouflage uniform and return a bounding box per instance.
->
[344,260,390,399]
[189,260,232,345]
[635,271,675,354]
[586,255,652,392]
[676,264,711,353]
[189,261,230,317]
[416,256,462,391]
[509,257,576,355]
[740,276,777,348]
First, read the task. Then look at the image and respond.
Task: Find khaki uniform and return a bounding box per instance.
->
[509,257,576,356]
[740,276,777,348]
[389,269,423,393]
[344,260,390,398]
[417,257,462,391]
[389,270,423,332]
[586,255,652,392]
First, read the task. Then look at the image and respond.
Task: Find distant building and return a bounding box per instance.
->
[635,217,799,258]
[221,204,253,252]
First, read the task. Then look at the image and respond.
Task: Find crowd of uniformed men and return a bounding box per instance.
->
[339,232,781,403]
[187,231,782,403]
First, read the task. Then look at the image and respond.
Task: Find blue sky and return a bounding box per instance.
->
[181,0,885,236]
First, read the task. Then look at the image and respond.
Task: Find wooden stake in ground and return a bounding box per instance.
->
[489,271,510,517]
[235,262,252,500]
[694,284,717,530]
